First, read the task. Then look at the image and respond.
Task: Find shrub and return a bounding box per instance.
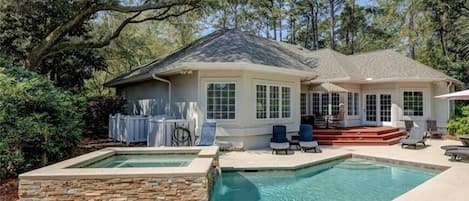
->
[0,65,85,179]
[447,105,469,136]
[83,96,126,138]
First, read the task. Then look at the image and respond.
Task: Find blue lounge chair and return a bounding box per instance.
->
[195,122,216,146]
[299,124,321,153]
[270,125,289,154]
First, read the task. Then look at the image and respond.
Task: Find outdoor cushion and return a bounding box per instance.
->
[299,141,319,148]
[299,124,314,142]
[271,125,288,143]
[196,122,216,146]
[270,142,290,149]
[400,138,421,144]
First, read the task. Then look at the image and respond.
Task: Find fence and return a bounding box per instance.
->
[108,114,195,146]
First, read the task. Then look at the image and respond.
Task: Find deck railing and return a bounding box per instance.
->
[108,114,195,146]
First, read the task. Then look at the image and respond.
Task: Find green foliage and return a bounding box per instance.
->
[83,96,126,139]
[0,61,85,179]
[0,0,107,91]
[448,106,469,136]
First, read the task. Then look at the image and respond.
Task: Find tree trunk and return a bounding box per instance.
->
[329,0,336,50]
[439,28,447,56]
[305,15,310,48]
[408,11,415,60]
[309,2,317,50]
[313,2,319,50]
[350,0,355,54]
[290,16,294,43]
[279,14,282,41]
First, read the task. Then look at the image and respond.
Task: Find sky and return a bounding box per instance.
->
[200,0,376,36]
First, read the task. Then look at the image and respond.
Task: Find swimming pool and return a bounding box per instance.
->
[212,157,440,201]
[71,154,196,168]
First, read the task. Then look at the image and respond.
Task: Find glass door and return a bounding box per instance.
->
[365,94,377,124]
[380,94,392,125]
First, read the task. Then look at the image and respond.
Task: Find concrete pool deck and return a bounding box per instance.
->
[218,139,469,201]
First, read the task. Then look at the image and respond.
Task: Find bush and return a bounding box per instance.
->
[83,96,126,138]
[0,65,85,179]
[448,105,469,136]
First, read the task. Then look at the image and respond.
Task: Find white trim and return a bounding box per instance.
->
[204,81,238,121]
[153,62,317,78]
[401,89,425,118]
[255,83,292,120]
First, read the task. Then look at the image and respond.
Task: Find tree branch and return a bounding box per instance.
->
[48,6,197,54]
[25,0,201,68]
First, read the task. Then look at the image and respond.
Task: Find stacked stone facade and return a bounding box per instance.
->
[19,172,215,201]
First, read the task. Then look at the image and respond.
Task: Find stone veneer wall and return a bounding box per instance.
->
[19,172,215,201]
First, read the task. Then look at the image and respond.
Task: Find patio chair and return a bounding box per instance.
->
[441,145,469,155]
[270,125,289,154]
[400,128,427,149]
[298,124,321,153]
[446,149,469,161]
[426,120,444,138]
[195,122,216,146]
[403,120,414,133]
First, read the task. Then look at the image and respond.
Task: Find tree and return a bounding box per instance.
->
[0,0,107,91]
[1,0,201,70]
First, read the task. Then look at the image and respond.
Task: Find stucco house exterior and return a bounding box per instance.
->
[105,29,460,149]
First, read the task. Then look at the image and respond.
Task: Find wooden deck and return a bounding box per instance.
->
[314,126,407,145]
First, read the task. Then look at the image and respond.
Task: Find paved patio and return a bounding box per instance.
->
[218,139,469,201]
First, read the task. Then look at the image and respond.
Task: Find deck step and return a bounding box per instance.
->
[314,126,406,146]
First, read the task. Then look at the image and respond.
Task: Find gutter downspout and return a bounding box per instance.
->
[152,73,171,114]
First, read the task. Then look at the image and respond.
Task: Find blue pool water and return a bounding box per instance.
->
[212,158,439,201]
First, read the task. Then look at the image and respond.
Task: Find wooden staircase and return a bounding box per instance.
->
[314,127,407,145]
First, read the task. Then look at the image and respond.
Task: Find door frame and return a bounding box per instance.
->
[362,92,393,126]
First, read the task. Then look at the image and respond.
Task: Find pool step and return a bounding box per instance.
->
[334,159,385,170]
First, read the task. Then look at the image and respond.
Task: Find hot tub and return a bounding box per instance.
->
[19,146,219,201]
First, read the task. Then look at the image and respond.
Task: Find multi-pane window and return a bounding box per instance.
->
[256,84,291,119]
[256,85,267,119]
[311,93,320,115]
[282,87,291,118]
[300,93,307,115]
[353,93,359,115]
[331,93,340,115]
[347,92,360,116]
[380,94,392,122]
[403,91,423,116]
[269,86,280,118]
[207,83,236,120]
[321,93,329,115]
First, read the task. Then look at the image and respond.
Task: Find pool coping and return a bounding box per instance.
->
[19,146,219,180]
[220,153,449,172]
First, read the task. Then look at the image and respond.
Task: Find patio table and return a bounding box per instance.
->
[459,135,469,146]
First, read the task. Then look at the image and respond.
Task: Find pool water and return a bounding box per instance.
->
[75,154,196,168]
[212,158,439,201]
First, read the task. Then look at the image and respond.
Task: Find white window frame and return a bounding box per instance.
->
[347,92,360,117]
[255,84,292,120]
[310,92,341,116]
[206,82,237,121]
[402,90,424,117]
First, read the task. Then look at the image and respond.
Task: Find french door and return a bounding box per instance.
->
[364,93,392,126]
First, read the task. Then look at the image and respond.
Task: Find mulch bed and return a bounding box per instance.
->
[0,178,19,201]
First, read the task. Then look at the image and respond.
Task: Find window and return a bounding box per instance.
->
[269,86,279,118]
[347,92,360,116]
[207,83,236,120]
[353,93,359,115]
[300,93,307,115]
[331,93,340,115]
[256,85,267,119]
[321,93,329,115]
[403,91,423,116]
[311,93,320,115]
[380,94,392,122]
[282,87,291,118]
[256,84,291,119]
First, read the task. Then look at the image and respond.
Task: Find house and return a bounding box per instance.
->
[105,29,460,149]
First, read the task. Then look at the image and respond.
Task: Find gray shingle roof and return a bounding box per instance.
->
[105,29,318,86]
[105,29,460,87]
